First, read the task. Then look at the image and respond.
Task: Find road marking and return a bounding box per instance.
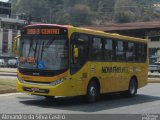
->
[0,93,23,97]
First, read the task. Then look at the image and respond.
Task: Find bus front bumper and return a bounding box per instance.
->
[16,79,72,97]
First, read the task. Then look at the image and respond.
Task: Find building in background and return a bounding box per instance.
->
[0,1,11,16]
[0,1,41,57]
[0,1,25,57]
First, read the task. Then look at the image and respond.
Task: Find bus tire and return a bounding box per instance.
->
[87,80,99,103]
[120,78,137,97]
[127,78,137,97]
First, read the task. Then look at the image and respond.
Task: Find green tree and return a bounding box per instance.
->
[113,0,140,23]
[70,4,93,26]
[114,11,136,23]
[93,0,115,24]
[136,0,154,21]
[9,0,159,25]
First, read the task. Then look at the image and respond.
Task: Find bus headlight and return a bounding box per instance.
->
[17,76,65,86]
[50,78,64,86]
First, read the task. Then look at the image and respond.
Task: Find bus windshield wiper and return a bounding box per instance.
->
[40,39,54,59]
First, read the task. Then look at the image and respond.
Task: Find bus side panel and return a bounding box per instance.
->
[136,62,148,88]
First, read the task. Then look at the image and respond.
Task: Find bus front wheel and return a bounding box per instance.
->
[87,80,99,103]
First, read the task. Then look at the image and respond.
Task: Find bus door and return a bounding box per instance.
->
[70,33,89,95]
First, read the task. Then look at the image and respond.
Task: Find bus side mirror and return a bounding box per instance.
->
[74,46,79,58]
[13,35,20,56]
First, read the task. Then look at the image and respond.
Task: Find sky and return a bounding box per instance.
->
[0,0,8,2]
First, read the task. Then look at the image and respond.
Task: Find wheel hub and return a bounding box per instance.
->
[130,82,136,94]
[90,87,96,96]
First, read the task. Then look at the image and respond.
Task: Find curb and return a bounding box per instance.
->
[0,88,16,94]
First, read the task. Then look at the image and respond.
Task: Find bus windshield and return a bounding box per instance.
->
[19,36,68,71]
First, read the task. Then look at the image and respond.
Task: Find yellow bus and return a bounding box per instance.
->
[15,24,148,102]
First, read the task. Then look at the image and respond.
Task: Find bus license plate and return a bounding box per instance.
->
[31,88,39,92]
[23,87,49,93]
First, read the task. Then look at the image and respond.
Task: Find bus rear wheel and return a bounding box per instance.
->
[127,78,137,97]
[121,78,137,97]
[87,80,99,103]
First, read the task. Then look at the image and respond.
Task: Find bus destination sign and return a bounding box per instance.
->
[27,29,60,35]
[22,27,67,35]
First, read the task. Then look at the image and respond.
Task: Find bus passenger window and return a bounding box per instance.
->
[91,37,103,61]
[116,41,126,61]
[104,39,114,61]
[136,43,147,62]
[126,42,136,62]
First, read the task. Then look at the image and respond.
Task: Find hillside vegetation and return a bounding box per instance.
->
[9,0,160,26]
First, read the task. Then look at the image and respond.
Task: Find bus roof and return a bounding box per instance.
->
[23,24,147,43]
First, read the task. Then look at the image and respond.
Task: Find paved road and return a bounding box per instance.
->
[0,83,160,114]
